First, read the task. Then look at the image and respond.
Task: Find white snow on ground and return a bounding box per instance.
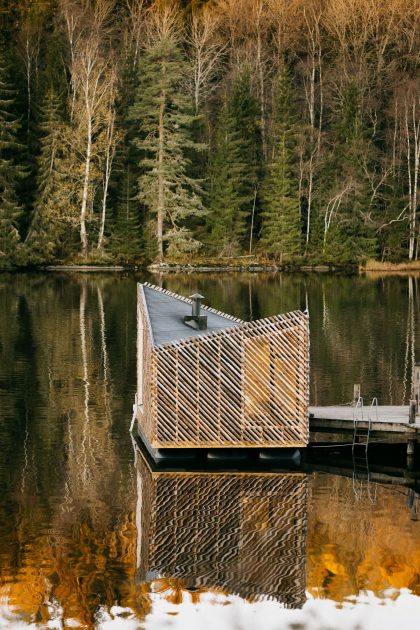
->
[2,590,420,630]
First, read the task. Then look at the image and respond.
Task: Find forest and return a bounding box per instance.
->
[0,0,419,267]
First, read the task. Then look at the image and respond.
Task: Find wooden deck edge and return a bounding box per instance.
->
[310,418,419,434]
[150,442,308,449]
[134,416,306,457]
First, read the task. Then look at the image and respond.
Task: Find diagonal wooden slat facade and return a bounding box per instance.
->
[136,283,309,449]
[136,452,308,607]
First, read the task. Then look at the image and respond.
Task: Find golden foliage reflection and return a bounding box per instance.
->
[307,473,420,601]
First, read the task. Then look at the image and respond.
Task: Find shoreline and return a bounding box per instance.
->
[1,259,419,274]
[0,262,356,274]
[361,260,420,273]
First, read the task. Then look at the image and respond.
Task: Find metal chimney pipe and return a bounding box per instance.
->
[184,293,207,330]
[190,293,204,318]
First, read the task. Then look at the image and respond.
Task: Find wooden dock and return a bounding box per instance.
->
[310,405,420,444]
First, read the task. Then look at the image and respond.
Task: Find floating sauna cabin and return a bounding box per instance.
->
[135,282,309,457]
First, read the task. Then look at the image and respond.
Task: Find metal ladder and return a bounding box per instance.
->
[352,397,377,503]
[352,396,377,451]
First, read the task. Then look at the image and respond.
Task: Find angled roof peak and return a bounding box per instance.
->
[140,282,243,347]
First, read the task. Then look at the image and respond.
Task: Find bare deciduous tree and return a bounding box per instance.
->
[186,3,226,115]
[391,82,420,260]
[17,14,42,137]
[60,0,118,257]
[97,85,119,250]
[125,0,147,68]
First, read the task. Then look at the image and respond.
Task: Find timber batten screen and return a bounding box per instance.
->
[136,282,309,449]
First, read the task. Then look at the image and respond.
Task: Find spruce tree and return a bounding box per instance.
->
[261,64,301,262]
[206,101,249,255]
[0,44,25,266]
[130,36,206,261]
[108,55,144,262]
[261,135,301,261]
[107,163,143,263]
[25,88,65,263]
[269,62,298,149]
[229,71,260,249]
[229,71,260,195]
[206,71,260,255]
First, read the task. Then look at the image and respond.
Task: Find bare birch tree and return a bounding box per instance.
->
[390,82,420,260]
[186,3,226,115]
[125,0,147,68]
[299,4,324,252]
[404,93,420,260]
[17,14,42,137]
[60,0,117,257]
[97,88,119,250]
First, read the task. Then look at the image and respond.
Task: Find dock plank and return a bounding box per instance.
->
[309,405,420,437]
[310,405,412,423]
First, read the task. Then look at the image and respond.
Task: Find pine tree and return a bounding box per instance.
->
[0,43,25,266]
[261,134,301,261]
[130,34,206,261]
[206,71,260,255]
[206,101,249,255]
[25,88,65,263]
[107,53,144,262]
[261,64,301,262]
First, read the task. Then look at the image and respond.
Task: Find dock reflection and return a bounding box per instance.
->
[134,447,308,608]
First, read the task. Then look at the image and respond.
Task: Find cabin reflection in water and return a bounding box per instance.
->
[135,451,308,608]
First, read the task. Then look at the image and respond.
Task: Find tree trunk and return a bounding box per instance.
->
[306,154,314,253]
[405,105,415,261]
[256,28,266,160]
[97,111,115,250]
[249,185,257,254]
[412,101,419,260]
[97,149,111,250]
[25,37,32,138]
[157,92,165,262]
[80,114,92,257]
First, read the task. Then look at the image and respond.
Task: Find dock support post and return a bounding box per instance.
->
[407,439,416,471]
[409,400,417,424]
[408,490,418,521]
[414,364,420,413]
[353,384,361,403]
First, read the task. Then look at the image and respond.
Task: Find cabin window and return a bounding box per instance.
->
[243,331,299,424]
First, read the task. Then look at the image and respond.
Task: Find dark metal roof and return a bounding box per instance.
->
[142,284,241,347]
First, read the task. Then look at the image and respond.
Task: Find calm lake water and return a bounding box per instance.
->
[0,271,420,629]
